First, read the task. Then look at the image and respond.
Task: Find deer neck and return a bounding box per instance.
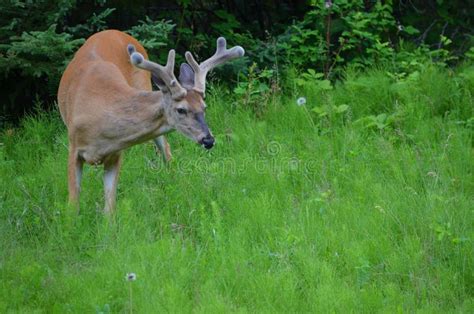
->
[108,90,172,148]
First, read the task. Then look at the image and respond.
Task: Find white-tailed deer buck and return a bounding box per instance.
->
[58,30,244,212]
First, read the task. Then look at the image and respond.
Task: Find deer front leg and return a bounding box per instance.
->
[68,147,83,208]
[154,136,172,163]
[103,153,122,213]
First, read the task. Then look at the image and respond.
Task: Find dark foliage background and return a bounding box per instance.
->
[0,0,473,124]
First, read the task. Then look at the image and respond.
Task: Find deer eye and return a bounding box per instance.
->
[177,108,187,115]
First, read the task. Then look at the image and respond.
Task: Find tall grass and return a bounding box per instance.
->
[0,64,473,312]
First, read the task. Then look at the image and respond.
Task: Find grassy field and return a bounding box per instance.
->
[1,64,473,312]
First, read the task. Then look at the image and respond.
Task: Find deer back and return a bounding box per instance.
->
[58,30,151,126]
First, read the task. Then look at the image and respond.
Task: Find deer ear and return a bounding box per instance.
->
[178,63,195,90]
[152,73,169,93]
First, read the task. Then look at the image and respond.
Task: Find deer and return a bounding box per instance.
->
[57,30,244,213]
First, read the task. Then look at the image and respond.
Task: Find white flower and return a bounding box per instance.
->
[126,273,137,281]
[397,24,404,31]
[427,171,437,177]
[296,97,307,106]
[325,0,333,9]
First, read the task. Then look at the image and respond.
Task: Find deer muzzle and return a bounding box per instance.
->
[200,134,215,149]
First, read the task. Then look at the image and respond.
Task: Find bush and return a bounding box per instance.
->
[0,1,472,123]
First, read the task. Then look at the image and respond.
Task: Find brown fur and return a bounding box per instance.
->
[58,30,208,213]
[185,90,205,110]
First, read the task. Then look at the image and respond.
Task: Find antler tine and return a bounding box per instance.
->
[128,45,186,100]
[185,37,245,95]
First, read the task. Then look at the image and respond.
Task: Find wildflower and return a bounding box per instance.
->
[126,273,137,281]
[296,97,306,106]
[325,0,333,9]
[375,205,385,214]
[397,24,404,31]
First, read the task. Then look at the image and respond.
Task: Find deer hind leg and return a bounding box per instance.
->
[153,136,172,163]
[68,146,83,208]
[103,153,122,213]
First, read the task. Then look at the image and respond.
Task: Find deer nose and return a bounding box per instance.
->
[201,135,214,149]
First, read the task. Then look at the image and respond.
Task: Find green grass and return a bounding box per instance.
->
[1,64,473,312]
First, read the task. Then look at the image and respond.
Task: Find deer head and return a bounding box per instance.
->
[128,37,245,149]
